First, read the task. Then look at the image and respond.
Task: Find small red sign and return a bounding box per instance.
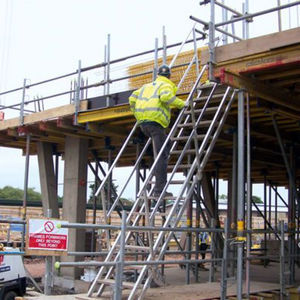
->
[29,233,67,250]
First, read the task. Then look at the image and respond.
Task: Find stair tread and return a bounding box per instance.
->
[98,278,138,289]
[133,211,168,216]
[147,195,179,200]
[149,180,185,184]
[184,106,219,114]
[167,164,192,169]
[171,149,197,155]
[178,120,213,128]
[125,245,151,251]
[171,134,206,141]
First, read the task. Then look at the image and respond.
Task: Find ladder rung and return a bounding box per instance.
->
[167,164,192,169]
[171,134,205,141]
[124,245,151,252]
[194,93,226,102]
[98,278,138,289]
[133,211,168,216]
[171,149,197,155]
[177,120,212,128]
[147,195,179,200]
[149,180,185,185]
[184,106,218,115]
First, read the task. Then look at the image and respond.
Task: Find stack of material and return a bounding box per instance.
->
[127,47,208,94]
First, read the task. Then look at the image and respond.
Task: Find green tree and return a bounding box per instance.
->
[0,185,63,203]
[0,185,41,201]
[252,195,263,203]
[88,182,133,208]
[219,194,227,201]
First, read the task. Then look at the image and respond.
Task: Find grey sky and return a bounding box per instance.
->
[0,0,298,200]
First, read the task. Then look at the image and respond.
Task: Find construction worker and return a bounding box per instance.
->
[129,64,186,197]
[199,231,210,259]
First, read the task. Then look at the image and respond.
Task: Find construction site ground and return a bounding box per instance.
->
[23,259,300,299]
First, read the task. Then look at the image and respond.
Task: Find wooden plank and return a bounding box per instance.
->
[201,27,300,64]
[218,70,300,112]
[0,100,87,131]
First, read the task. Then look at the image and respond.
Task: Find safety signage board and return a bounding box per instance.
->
[28,219,68,252]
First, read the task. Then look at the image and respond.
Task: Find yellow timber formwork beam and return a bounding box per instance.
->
[77,104,132,124]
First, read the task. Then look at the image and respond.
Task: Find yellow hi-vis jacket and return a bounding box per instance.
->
[129,75,185,128]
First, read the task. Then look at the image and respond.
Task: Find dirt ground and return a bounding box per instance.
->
[24,257,45,278]
[23,259,300,299]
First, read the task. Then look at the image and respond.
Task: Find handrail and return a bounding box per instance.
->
[0,37,204,98]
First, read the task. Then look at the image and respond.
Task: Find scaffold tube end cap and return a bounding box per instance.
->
[56,223,62,229]
[54,261,60,269]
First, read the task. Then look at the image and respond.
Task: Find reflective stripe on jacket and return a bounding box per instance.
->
[129,75,185,128]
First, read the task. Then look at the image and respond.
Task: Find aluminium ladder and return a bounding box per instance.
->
[87,64,237,299]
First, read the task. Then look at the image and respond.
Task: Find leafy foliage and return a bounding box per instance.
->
[252,195,263,203]
[0,185,63,203]
[88,182,133,208]
[0,185,42,201]
[218,193,263,203]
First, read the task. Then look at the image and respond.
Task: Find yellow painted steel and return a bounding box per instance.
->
[236,220,246,241]
[237,220,244,231]
[77,104,132,123]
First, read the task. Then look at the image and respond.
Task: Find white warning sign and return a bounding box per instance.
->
[28,219,68,251]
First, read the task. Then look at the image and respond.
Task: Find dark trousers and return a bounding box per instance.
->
[140,123,169,193]
[200,243,208,260]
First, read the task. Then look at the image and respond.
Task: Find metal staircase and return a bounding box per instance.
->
[85,57,237,298]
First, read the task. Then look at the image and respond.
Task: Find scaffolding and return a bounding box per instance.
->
[0,1,300,299]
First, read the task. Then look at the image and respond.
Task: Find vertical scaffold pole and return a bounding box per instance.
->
[221,218,229,300]
[268,185,272,240]
[153,38,159,80]
[208,0,216,81]
[229,130,237,277]
[114,211,126,300]
[20,79,27,125]
[237,90,245,299]
[74,60,81,125]
[91,161,98,254]
[209,218,216,283]
[263,173,267,267]
[289,146,296,284]
[45,209,53,295]
[275,186,278,232]
[277,0,282,31]
[245,93,251,297]
[21,134,31,252]
[221,0,228,45]
[243,0,250,39]
[162,26,167,65]
[103,45,107,95]
[106,34,111,107]
[279,220,286,299]
[107,149,113,232]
